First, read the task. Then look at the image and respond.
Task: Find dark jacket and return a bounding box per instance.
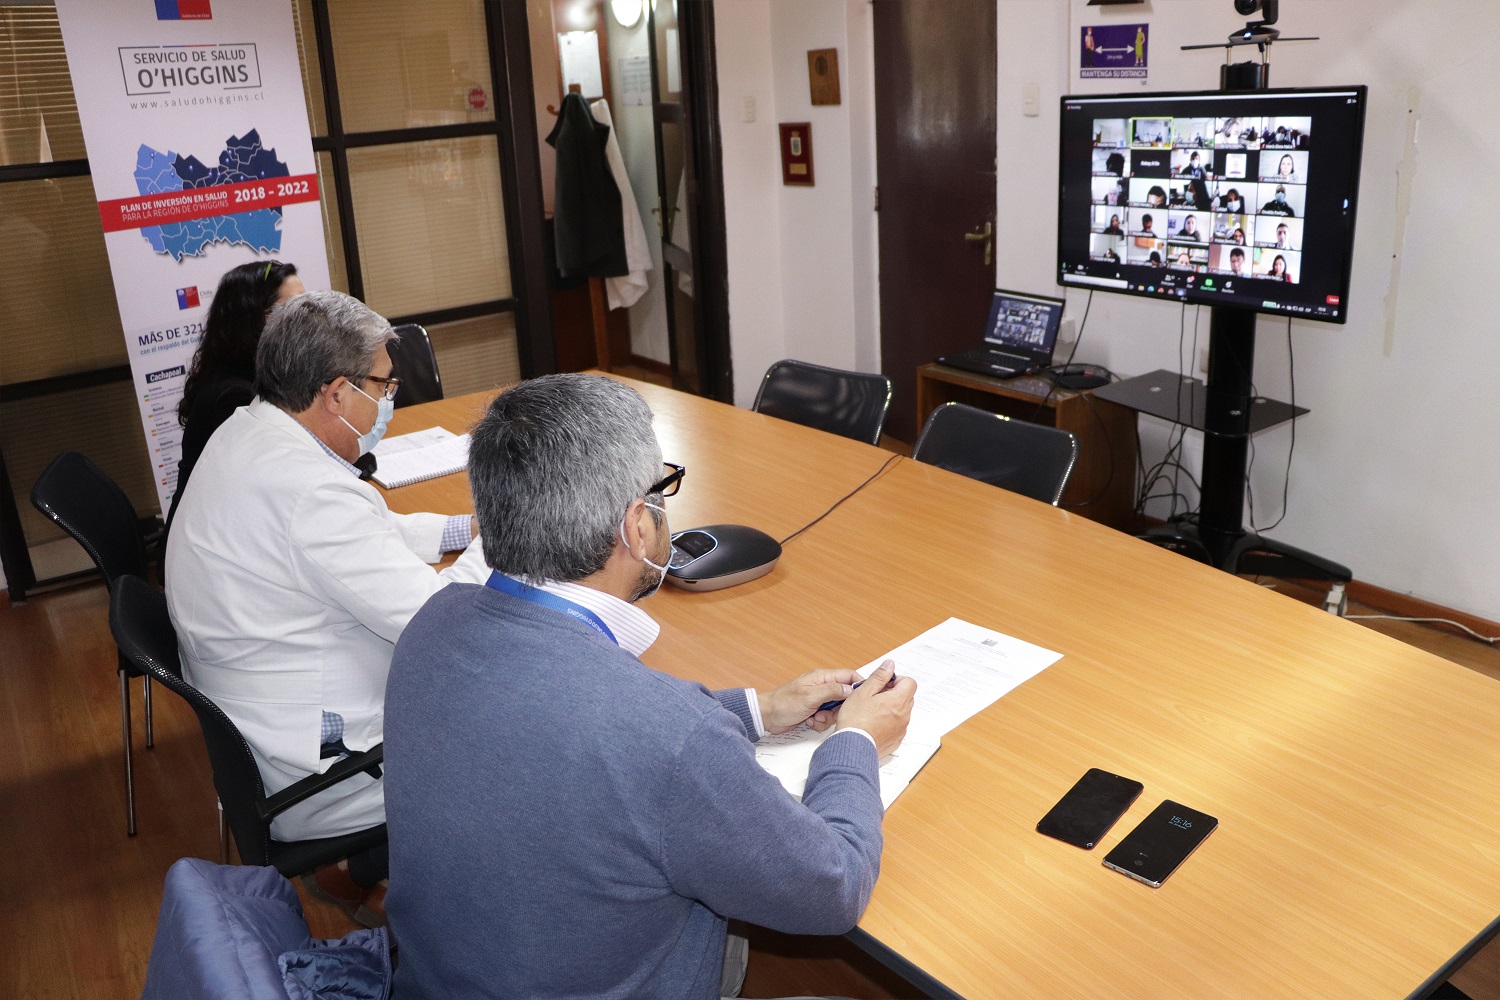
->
[547,93,627,278]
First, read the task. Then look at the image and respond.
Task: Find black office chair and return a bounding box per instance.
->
[912,402,1079,505]
[108,575,388,877]
[30,451,157,836]
[389,323,443,408]
[752,359,893,446]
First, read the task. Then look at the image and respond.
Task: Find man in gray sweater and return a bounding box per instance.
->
[384,373,915,999]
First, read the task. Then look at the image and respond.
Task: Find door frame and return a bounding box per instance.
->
[672,0,734,403]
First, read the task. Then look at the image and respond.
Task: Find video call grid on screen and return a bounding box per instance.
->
[987,291,1064,350]
[1058,88,1366,322]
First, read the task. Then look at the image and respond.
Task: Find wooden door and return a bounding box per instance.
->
[874,0,998,442]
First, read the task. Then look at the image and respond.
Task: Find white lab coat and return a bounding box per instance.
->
[591,98,654,311]
[165,398,490,841]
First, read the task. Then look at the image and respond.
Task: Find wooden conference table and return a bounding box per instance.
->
[382,377,1500,999]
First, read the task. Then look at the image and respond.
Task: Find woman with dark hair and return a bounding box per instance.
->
[1270,254,1291,282]
[168,260,303,524]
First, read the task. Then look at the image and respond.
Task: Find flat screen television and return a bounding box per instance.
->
[1057,87,1367,322]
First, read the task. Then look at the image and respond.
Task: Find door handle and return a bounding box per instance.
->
[964,222,993,266]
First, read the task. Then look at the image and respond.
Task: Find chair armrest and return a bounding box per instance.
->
[259,744,385,823]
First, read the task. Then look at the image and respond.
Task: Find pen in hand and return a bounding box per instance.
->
[818,670,899,713]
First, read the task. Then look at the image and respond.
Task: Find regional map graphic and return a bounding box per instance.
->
[132,128,289,260]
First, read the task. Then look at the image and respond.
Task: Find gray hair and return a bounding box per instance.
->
[470,373,662,582]
[255,290,394,411]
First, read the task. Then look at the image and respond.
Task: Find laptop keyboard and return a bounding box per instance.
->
[941,349,1033,376]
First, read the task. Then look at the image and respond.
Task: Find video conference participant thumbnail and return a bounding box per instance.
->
[1212,211,1250,242]
[1214,116,1263,148]
[1258,116,1312,149]
[1171,117,1215,149]
[1091,207,1127,235]
[1092,148,1127,177]
[1254,248,1302,282]
[1127,237,1166,267]
[1170,149,1207,178]
[1092,177,1127,206]
[1260,151,1309,184]
[1128,178,1168,207]
[1208,184,1249,214]
[1090,234,1125,263]
[1130,148,1171,178]
[1209,243,1248,277]
[1167,242,1209,272]
[1255,216,1302,251]
[1093,118,1128,148]
[1167,210,1208,242]
[1132,212,1161,238]
[1169,177,1213,210]
[1131,117,1171,148]
[1257,182,1306,217]
[1210,149,1258,185]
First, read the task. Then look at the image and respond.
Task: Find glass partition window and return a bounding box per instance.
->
[347,136,511,318]
[0,6,86,164]
[328,0,496,133]
[0,177,124,383]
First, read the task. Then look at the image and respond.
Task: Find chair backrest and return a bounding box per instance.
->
[108,575,276,866]
[912,402,1079,505]
[388,323,443,408]
[30,451,147,584]
[752,359,893,446]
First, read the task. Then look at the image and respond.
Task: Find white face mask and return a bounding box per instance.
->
[338,381,394,457]
[619,501,669,601]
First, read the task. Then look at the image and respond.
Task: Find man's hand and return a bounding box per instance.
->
[833,660,915,757]
[757,668,862,735]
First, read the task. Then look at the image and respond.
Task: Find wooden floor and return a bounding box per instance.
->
[2,577,1498,999]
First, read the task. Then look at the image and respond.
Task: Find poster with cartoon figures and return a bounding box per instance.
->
[1081,24,1149,80]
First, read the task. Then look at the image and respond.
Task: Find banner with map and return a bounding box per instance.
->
[56,0,329,515]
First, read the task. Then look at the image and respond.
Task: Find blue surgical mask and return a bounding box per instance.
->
[339,381,394,457]
[1275,191,1287,203]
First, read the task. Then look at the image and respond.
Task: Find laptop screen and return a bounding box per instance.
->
[983,289,1066,354]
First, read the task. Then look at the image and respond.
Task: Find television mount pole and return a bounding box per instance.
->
[1139,57,1351,615]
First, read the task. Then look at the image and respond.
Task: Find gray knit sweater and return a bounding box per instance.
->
[384,582,885,1000]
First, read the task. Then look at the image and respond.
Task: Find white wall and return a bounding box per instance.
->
[1018,0,1500,619]
[717,0,1500,621]
[717,0,877,406]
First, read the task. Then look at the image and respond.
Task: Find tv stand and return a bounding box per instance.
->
[1130,304,1351,613]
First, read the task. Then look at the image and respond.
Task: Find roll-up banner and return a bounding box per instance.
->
[55,0,329,514]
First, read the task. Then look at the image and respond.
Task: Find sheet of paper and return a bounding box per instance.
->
[558,31,603,97]
[372,426,455,458]
[855,617,1063,742]
[754,725,940,811]
[618,55,650,107]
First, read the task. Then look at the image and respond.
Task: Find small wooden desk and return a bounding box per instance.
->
[384,382,1500,1000]
[915,363,1137,530]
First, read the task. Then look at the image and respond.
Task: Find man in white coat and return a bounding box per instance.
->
[165,290,489,916]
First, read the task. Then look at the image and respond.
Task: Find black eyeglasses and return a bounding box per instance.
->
[357,374,402,401]
[646,462,685,498]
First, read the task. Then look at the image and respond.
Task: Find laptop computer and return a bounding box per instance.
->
[938,288,1066,379]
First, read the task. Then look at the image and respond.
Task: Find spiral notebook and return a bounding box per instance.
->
[370,427,470,488]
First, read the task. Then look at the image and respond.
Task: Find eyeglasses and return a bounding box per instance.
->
[646,462,685,498]
[358,374,402,401]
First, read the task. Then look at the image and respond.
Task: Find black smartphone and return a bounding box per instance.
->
[1102,800,1218,887]
[1035,768,1144,850]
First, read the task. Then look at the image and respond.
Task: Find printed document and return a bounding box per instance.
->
[753,618,1062,808]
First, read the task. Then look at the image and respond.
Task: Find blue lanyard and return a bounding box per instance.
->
[485,572,617,645]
